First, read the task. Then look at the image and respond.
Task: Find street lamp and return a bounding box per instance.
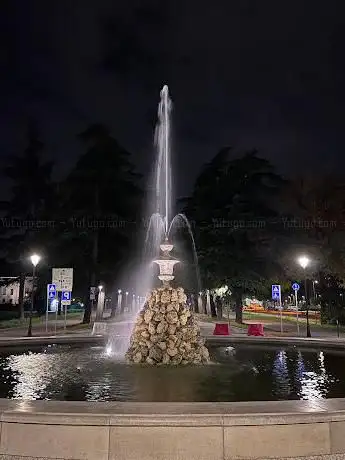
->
[298,256,309,270]
[98,285,103,291]
[117,289,123,314]
[297,255,311,337]
[27,254,41,337]
[312,280,318,305]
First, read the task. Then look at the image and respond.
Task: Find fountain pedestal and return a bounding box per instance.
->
[126,242,209,365]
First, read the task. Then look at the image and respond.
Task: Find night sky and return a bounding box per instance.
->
[1,0,345,197]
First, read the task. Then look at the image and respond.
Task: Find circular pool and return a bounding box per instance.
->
[1,342,345,402]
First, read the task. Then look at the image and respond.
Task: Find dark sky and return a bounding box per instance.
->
[1,0,345,197]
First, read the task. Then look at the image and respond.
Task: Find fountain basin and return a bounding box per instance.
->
[1,342,345,401]
[0,398,345,459]
[0,339,345,459]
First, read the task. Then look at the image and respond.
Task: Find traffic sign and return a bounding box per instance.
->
[292,283,300,291]
[90,286,96,300]
[46,284,58,316]
[271,284,281,300]
[52,268,73,292]
[47,283,56,299]
[61,290,72,306]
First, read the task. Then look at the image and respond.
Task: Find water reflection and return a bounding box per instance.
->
[272,351,291,399]
[0,344,343,401]
[296,351,334,400]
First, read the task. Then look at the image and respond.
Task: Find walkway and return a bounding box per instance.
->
[0,316,85,337]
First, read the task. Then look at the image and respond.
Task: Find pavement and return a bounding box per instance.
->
[251,319,342,339]
[0,316,85,337]
[198,315,343,339]
[0,310,342,340]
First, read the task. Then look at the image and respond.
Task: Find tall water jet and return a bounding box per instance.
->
[155,84,172,235]
[126,86,209,365]
[145,86,201,291]
[109,85,206,363]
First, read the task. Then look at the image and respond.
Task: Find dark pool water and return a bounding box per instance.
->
[0,344,344,401]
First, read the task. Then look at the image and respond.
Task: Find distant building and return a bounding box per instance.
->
[0,277,33,305]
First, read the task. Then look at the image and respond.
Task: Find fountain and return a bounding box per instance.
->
[125,85,209,365]
[125,239,209,364]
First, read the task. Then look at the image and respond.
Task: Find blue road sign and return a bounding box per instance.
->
[46,284,57,313]
[62,291,71,301]
[271,284,281,300]
[292,283,300,291]
[47,284,56,299]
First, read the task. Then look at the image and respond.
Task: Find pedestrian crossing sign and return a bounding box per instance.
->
[271,284,281,300]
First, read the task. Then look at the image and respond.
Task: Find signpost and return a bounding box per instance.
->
[292,283,300,335]
[90,287,96,300]
[46,284,57,332]
[52,268,73,292]
[61,291,71,331]
[52,269,73,334]
[61,290,72,305]
[272,285,283,334]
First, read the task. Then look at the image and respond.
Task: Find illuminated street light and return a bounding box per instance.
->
[312,280,318,305]
[98,285,103,291]
[117,289,123,314]
[298,256,309,270]
[27,254,41,337]
[297,255,311,337]
[30,254,40,267]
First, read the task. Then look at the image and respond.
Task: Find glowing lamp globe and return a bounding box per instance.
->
[298,256,309,269]
[30,254,40,267]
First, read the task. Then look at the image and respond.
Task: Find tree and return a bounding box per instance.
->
[56,124,142,323]
[0,121,55,319]
[184,148,286,323]
[284,175,345,280]
[317,272,345,324]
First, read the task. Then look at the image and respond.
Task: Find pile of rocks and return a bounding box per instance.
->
[126,286,209,365]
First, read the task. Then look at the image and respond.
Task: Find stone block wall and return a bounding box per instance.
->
[0,400,345,459]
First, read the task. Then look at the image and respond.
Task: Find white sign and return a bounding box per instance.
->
[90,286,96,300]
[61,290,72,306]
[52,268,73,291]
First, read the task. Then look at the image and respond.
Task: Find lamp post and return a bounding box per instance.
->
[312,280,318,305]
[27,254,40,337]
[95,285,104,321]
[198,291,203,314]
[117,289,122,314]
[298,256,311,338]
[125,291,129,312]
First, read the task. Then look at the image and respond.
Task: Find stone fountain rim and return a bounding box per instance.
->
[0,397,345,425]
[0,335,344,422]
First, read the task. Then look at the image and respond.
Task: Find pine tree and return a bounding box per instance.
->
[57,124,142,323]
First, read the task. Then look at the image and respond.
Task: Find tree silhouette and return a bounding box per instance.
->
[0,121,55,318]
[184,148,286,323]
[56,124,142,323]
